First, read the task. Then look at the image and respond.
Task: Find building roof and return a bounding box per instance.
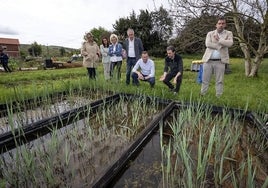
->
[0,37,20,45]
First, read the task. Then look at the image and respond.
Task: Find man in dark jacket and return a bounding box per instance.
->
[0,48,12,73]
[159,46,183,94]
[123,28,144,85]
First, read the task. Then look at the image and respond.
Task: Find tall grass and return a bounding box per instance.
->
[0,95,161,187]
[160,102,268,187]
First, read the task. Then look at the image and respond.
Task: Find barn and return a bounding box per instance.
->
[0,37,20,58]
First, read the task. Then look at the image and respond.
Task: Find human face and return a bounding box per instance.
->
[216,19,226,33]
[141,53,149,63]
[111,37,117,44]
[102,38,108,44]
[87,35,93,42]
[167,50,175,59]
[128,31,134,40]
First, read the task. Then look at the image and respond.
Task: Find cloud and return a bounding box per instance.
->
[0,26,19,35]
[1,0,169,48]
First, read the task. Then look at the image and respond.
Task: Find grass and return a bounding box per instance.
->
[0,57,268,113]
[0,95,161,187]
[160,105,268,187]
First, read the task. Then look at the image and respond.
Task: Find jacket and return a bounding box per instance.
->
[164,54,183,75]
[123,37,143,61]
[202,29,233,64]
[81,41,100,68]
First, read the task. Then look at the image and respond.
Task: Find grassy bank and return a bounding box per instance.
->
[0,57,267,113]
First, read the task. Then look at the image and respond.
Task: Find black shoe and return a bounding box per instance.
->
[169,88,175,92]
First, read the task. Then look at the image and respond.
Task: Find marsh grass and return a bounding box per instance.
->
[160,104,268,187]
[0,89,111,134]
[0,95,162,187]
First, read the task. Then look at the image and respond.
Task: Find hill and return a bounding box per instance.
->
[19,44,80,58]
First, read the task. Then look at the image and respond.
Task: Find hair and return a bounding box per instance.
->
[101,37,109,47]
[127,28,134,35]
[166,45,175,52]
[142,51,148,55]
[218,16,226,20]
[84,32,93,41]
[110,34,118,43]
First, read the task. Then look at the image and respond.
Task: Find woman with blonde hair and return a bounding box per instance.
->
[81,32,100,79]
[108,34,123,81]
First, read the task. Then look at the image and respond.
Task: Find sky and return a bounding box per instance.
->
[1,0,169,49]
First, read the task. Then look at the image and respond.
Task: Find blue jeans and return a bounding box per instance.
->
[132,72,155,87]
[126,58,137,84]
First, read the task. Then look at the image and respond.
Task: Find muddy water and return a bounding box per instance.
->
[113,133,163,187]
[0,99,161,187]
[0,96,93,134]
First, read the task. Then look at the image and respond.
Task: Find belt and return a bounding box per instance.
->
[128,57,136,59]
[210,59,221,61]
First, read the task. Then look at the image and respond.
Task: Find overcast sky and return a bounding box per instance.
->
[1,0,169,49]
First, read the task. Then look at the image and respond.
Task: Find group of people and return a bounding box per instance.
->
[81,17,233,97]
[0,47,12,73]
[81,28,184,94]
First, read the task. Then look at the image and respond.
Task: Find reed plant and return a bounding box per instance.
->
[0,95,161,187]
[160,102,268,187]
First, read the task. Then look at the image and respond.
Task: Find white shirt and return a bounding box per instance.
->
[128,39,135,57]
[210,32,224,59]
[132,58,155,77]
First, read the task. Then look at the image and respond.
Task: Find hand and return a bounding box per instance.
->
[138,73,144,80]
[214,35,219,41]
[173,78,177,84]
[159,75,165,81]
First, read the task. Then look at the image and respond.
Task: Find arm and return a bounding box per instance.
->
[146,61,155,79]
[100,45,107,56]
[160,59,168,81]
[218,31,233,47]
[132,60,140,73]
[115,43,123,56]
[81,43,88,56]
[205,32,222,50]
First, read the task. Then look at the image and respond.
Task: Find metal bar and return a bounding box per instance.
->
[0,94,120,154]
[92,101,176,188]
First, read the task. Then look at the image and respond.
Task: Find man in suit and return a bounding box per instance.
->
[200,17,233,98]
[123,28,144,85]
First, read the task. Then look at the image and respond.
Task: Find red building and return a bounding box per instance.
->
[0,37,20,57]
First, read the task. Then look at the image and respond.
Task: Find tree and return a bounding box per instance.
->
[113,7,173,57]
[169,0,268,77]
[28,42,42,57]
[90,27,111,45]
[59,47,66,57]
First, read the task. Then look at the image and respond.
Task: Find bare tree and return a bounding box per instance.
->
[169,0,268,77]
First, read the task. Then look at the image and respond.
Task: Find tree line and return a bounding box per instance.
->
[27,1,268,77]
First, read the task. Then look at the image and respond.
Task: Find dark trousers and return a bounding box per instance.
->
[2,62,12,72]
[163,73,182,92]
[87,67,96,79]
[126,58,137,84]
[110,61,122,80]
[132,72,155,87]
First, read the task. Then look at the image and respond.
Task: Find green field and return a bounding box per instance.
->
[0,57,267,113]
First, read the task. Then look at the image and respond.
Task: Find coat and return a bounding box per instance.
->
[123,37,143,61]
[81,41,100,68]
[202,29,233,64]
